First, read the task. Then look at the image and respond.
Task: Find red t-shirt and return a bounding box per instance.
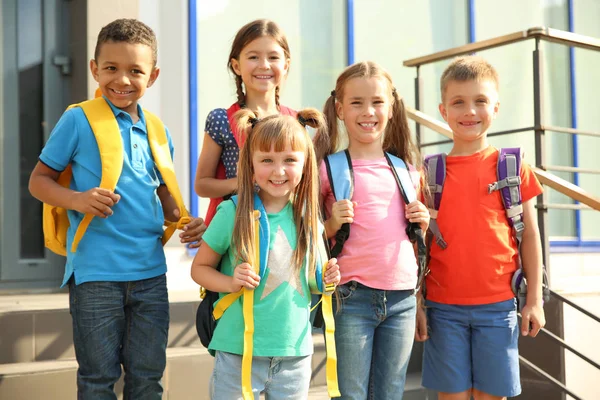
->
[426,146,543,305]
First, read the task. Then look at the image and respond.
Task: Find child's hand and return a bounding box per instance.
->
[178,213,207,249]
[330,200,357,231]
[406,200,430,232]
[324,258,341,286]
[520,302,545,337]
[231,262,260,292]
[71,188,120,217]
[415,303,429,342]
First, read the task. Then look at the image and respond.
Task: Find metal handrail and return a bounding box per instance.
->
[519,356,583,400]
[405,106,600,211]
[403,27,600,67]
[536,326,600,370]
[550,290,600,323]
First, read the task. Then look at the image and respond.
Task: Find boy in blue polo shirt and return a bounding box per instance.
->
[28,19,205,399]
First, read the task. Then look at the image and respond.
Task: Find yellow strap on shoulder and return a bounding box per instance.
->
[144,110,191,244]
[240,210,260,400]
[70,98,123,253]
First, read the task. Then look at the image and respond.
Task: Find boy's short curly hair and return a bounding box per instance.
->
[94,18,158,67]
[440,56,499,101]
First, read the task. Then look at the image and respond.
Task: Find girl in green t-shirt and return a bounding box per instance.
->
[191,107,341,400]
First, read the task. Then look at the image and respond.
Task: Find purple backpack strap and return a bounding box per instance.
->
[488,148,524,244]
[424,154,448,249]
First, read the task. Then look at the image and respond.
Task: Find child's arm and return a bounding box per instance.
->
[29,161,120,217]
[519,197,546,337]
[194,133,237,198]
[191,242,260,292]
[324,200,357,238]
[157,185,206,248]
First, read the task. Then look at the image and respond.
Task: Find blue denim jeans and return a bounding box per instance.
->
[209,351,312,400]
[334,281,416,400]
[69,274,170,400]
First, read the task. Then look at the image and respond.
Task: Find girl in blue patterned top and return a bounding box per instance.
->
[194,19,296,225]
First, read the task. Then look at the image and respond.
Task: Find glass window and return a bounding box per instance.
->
[573,0,600,240]
[192,0,346,217]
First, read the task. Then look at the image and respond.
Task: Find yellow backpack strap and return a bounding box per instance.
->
[70,98,124,253]
[144,110,191,244]
[317,237,341,398]
[239,210,260,399]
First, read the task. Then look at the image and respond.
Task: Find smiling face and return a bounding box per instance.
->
[336,76,393,150]
[90,40,159,116]
[252,142,305,206]
[230,36,289,98]
[439,79,499,144]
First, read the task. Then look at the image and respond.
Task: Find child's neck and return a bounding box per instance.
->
[245,91,279,117]
[258,192,290,214]
[448,137,489,156]
[347,141,385,160]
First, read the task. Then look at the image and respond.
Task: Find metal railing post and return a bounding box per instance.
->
[414,66,423,147]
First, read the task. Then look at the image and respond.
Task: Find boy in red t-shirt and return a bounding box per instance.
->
[416,56,546,400]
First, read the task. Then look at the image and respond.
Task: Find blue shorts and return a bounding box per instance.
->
[422,299,521,397]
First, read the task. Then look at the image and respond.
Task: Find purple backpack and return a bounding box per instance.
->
[424,148,549,311]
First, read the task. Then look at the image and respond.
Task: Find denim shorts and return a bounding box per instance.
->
[422,298,521,397]
[210,351,311,400]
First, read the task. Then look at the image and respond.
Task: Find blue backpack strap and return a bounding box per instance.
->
[323,150,353,257]
[384,153,416,203]
[423,153,448,249]
[324,150,353,201]
[230,194,269,278]
[384,153,428,292]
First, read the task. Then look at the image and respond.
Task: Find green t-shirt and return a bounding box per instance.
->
[202,200,313,357]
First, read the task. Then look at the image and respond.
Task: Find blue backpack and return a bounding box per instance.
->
[424,147,550,311]
[323,150,428,292]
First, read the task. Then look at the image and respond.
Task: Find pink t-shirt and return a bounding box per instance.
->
[319,157,420,290]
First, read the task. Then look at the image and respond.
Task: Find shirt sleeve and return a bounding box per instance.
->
[520,161,544,203]
[202,199,236,255]
[204,108,232,147]
[39,108,80,172]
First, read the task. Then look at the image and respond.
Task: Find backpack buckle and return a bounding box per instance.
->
[513,221,525,234]
[506,175,522,187]
[435,235,448,250]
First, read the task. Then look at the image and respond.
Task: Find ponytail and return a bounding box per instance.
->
[383,91,421,168]
[314,91,339,163]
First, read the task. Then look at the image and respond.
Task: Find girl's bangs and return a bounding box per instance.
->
[254,122,307,153]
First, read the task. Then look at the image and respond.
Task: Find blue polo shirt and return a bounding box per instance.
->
[40,98,174,287]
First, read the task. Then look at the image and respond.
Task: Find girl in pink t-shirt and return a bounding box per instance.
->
[314,61,430,400]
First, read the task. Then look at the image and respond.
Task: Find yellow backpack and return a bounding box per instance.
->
[43,97,190,256]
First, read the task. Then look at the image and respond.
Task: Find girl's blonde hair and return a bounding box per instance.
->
[314,61,420,168]
[228,19,291,108]
[233,108,325,274]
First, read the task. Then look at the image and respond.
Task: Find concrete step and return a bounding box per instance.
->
[0,290,203,364]
[307,372,436,400]
[0,346,214,400]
